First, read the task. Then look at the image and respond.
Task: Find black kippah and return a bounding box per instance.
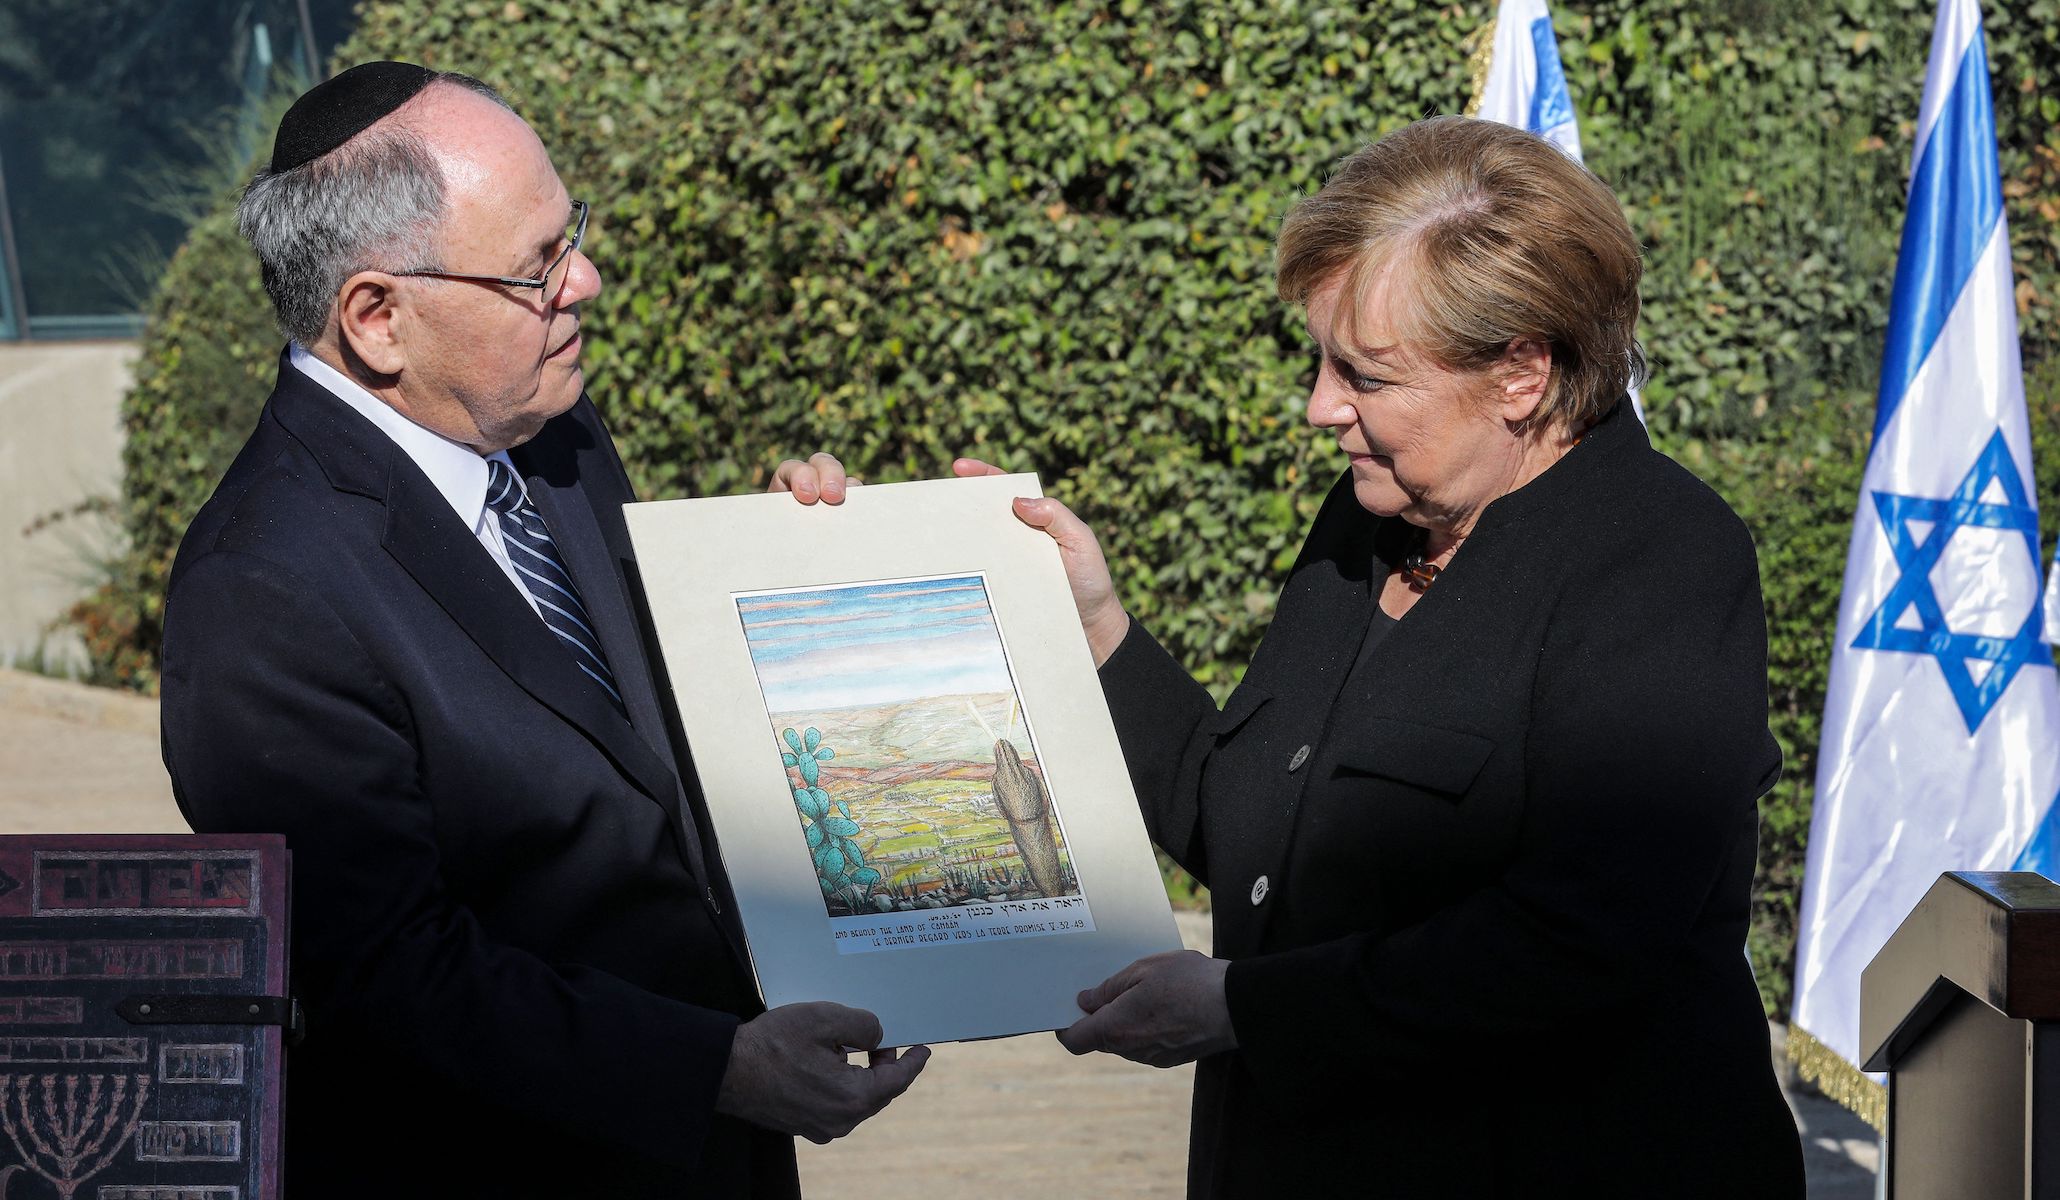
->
[269,61,437,174]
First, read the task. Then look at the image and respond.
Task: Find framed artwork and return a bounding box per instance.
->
[625,474,1180,1046]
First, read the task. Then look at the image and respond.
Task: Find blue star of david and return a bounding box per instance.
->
[1852,428,2052,734]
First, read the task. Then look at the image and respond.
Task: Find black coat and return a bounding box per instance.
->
[159,358,798,1198]
[1099,402,1805,1198]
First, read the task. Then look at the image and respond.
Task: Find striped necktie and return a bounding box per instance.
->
[484,458,627,718]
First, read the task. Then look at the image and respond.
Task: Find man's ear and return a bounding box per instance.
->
[335,272,407,377]
[1495,338,1551,427]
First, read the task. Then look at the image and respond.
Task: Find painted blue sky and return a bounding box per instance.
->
[737,574,1018,711]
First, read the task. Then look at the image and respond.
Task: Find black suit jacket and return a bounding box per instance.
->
[160,357,799,1197]
[1100,402,1805,1198]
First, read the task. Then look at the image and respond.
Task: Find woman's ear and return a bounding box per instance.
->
[1495,338,1551,427]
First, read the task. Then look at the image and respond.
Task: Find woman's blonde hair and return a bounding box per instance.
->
[1276,116,1645,430]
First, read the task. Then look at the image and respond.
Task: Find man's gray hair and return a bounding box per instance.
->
[237,73,514,346]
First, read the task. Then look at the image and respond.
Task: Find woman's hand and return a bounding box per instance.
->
[1054,950,1236,1068]
[768,452,857,504]
[952,457,1129,666]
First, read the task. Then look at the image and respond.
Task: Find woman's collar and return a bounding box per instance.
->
[1470,393,1644,532]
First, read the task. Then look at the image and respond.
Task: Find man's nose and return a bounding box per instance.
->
[555,248,603,307]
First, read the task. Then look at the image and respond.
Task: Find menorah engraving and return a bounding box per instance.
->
[0,1072,152,1199]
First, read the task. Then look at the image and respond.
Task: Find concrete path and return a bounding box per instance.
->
[0,669,1881,1195]
[797,917,1207,1198]
[0,668,178,831]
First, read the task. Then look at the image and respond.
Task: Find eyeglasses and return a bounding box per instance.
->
[396,199,588,297]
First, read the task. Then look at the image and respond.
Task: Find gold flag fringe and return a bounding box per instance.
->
[1462,16,1498,118]
[1787,1024,1887,1134]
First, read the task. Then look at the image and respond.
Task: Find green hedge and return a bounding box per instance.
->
[78,0,2060,1016]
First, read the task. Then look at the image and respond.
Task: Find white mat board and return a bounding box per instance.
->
[624,474,1181,1046]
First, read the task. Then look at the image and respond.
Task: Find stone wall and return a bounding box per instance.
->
[0,341,138,671]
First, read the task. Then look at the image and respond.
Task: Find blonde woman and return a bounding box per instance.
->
[962,116,1804,1197]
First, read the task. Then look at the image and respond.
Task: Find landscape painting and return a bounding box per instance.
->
[735,574,1090,941]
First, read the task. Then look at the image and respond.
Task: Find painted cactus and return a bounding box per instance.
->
[782,726,879,909]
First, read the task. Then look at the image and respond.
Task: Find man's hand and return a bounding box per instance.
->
[769,452,856,505]
[952,457,1129,666]
[1055,950,1236,1068]
[715,1002,931,1142]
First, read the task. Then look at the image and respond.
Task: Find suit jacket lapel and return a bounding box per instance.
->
[267,366,687,830]
[517,461,715,886]
[512,421,754,968]
[383,464,686,800]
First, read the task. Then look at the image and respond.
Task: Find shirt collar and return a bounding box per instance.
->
[287,343,505,528]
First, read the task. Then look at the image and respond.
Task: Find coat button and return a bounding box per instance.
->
[1287,744,1310,772]
[1250,875,1270,905]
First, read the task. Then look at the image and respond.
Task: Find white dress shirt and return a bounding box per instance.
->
[287,344,543,620]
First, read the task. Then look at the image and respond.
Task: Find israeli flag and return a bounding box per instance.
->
[1472,0,1583,161]
[1791,0,2060,1101]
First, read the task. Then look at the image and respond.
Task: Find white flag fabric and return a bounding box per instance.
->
[1473,0,1583,160]
[1790,0,2060,1113]
[2044,544,2060,644]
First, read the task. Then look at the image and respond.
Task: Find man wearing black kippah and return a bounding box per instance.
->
[158,62,925,1197]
